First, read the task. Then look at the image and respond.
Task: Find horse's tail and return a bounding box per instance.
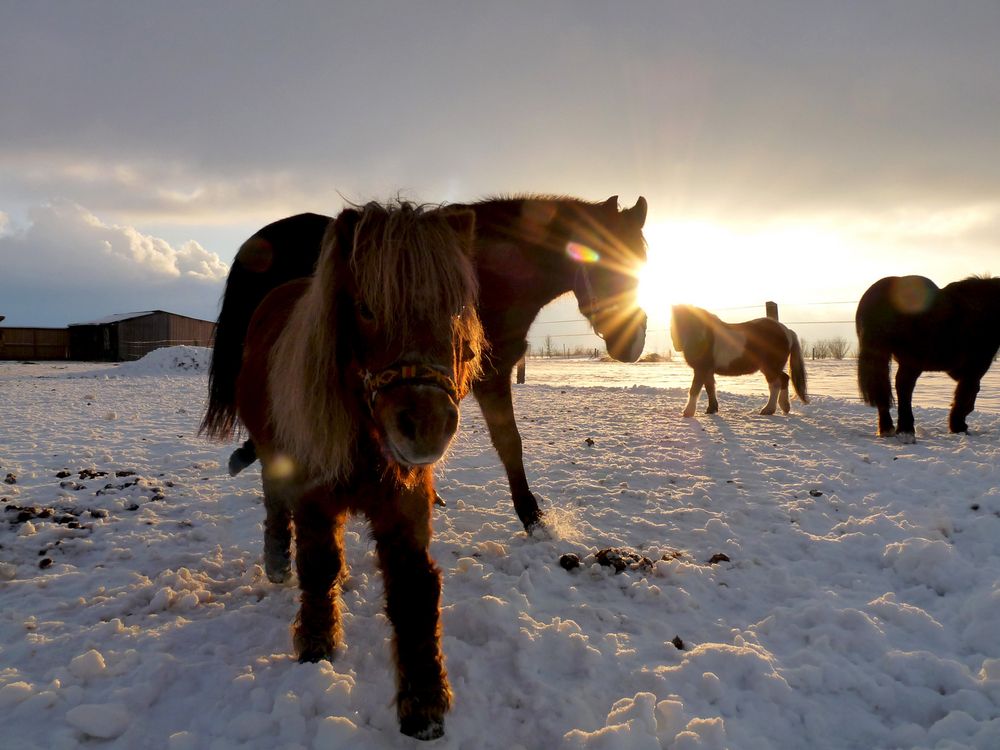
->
[788,330,809,404]
[856,327,894,408]
[199,213,332,441]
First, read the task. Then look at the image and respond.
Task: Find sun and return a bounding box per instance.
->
[637,221,741,327]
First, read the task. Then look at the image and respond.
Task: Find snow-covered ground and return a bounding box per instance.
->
[2,350,1000,749]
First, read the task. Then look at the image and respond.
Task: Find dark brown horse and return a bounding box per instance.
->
[856,275,1000,443]
[671,305,809,417]
[211,202,484,740]
[202,195,648,532]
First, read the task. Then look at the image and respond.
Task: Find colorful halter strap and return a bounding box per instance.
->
[361,363,461,409]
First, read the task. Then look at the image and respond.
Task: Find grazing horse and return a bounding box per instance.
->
[202,195,648,532]
[856,275,1000,443]
[209,202,484,740]
[671,305,809,417]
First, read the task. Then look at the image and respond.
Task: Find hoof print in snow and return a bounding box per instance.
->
[559,553,581,571]
[78,469,108,480]
[706,553,731,565]
[115,470,136,478]
[671,635,685,650]
[585,437,595,446]
[125,503,140,512]
[4,473,16,485]
[595,547,653,574]
[808,489,823,497]
[55,470,71,478]
[60,481,86,491]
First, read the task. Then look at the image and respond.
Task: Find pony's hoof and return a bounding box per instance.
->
[265,561,291,584]
[400,716,444,741]
[433,491,447,507]
[293,624,336,663]
[705,406,718,415]
[895,431,916,444]
[228,446,256,476]
[682,410,695,418]
[877,427,896,437]
[759,407,776,416]
[526,518,552,539]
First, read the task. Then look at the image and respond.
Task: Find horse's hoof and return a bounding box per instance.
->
[759,408,776,416]
[526,518,552,539]
[265,562,291,584]
[682,410,695,418]
[293,624,336,663]
[433,491,447,507]
[228,447,256,476]
[895,431,916,444]
[400,716,444,741]
[705,406,718,415]
[877,427,896,437]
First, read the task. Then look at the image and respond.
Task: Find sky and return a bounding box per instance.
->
[1,1,998,353]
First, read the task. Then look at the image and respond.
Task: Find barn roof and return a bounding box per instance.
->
[68,311,160,326]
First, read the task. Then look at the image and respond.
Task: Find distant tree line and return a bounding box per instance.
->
[802,337,853,360]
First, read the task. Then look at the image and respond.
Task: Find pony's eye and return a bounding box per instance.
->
[356,300,375,322]
[460,341,476,362]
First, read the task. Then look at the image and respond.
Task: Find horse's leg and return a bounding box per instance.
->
[369,491,450,741]
[473,376,542,532]
[261,472,293,583]
[291,492,346,662]
[949,377,980,434]
[704,373,719,414]
[894,365,920,443]
[759,371,780,415]
[682,372,704,417]
[778,372,791,414]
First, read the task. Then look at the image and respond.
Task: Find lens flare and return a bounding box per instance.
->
[566,242,600,264]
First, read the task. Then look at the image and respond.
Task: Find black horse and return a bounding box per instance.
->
[202,195,648,532]
[856,275,1000,442]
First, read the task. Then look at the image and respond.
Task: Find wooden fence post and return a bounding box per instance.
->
[516,355,526,384]
[765,301,779,321]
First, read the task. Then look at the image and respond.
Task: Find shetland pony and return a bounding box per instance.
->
[202,195,648,532]
[214,203,484,740]
[856,275,1000,442]
[671,305,809,417]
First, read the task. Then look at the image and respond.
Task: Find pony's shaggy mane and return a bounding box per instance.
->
[267,202,483,484]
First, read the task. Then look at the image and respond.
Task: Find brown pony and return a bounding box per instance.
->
[203,195,648,533]
[217,202,484,740]
[671,305,809,417]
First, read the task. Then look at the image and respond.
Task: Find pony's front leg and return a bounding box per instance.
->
[682,373,704,417]
[291,493,347,662]
[949,377,981,434]
[894,366,920,443]
[704,373,720,414]
[261,472,294,583]
[370,490,450,741]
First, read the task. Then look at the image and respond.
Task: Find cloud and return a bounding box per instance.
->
[0,201,228,326]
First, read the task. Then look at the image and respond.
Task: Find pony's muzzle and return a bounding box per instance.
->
[602,308,647,363]
[376,384,460,466]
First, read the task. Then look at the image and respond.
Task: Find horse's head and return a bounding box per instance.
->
[333,203,484,469]
[569,196,648,362]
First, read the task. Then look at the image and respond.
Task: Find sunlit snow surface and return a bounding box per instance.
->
[2,352,999,749]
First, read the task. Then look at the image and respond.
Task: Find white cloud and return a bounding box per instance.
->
[4,200,228,281]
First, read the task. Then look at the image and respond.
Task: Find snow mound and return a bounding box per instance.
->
[68,346,212,378]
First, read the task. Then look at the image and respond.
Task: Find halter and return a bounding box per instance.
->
[361,363,461,410]
[575,265,608,341]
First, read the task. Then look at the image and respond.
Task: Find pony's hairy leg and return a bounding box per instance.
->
[704,374,719,414]
[949,378,981,434]
[291,496,347,663]
[683,374,704,418]
[261,473,294,583]
[473,377,543,532]
[759,377,780,415]
[894,365,921,441]
[778,372,791,414]
[369,492,451,740]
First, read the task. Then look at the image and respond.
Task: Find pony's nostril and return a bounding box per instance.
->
[444,407,458,437]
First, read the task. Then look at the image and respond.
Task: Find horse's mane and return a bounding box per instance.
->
[268,202,482,483]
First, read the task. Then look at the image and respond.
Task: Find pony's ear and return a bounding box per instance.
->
[332,208,363,260]
[442,209,477,258]
[625,197,647,227]
[602,195,619,212]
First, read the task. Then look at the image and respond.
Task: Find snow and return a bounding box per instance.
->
[2,349,1000,749]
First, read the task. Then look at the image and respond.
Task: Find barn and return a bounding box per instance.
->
[0,326,71,360]
[67,311,216,361]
